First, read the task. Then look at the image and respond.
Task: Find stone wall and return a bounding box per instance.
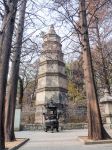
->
[21,123,88,131]
[21,103,35,125]
[66,101,87,123]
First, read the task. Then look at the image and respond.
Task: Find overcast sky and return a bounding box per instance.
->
[24,0,80,62]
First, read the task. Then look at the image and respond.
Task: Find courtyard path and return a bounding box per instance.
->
[16,129,112,150]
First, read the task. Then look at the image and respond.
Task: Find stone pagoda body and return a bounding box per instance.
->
[35,25,67,124]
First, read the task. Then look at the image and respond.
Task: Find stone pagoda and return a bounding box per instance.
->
[35,25,67,124]
[100,89,112,126]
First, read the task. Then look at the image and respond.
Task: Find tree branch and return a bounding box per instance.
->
[3,0,9,12]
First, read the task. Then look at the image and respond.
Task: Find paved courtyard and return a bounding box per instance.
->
[16,129,112,150]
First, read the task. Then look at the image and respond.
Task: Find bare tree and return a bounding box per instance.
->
[0,0,18,148]
[4,0,27,142]
[87,0,112,95]
[79,0,110,140]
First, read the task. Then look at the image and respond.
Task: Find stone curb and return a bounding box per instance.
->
[78,136,112,145]
[9,138,29,150]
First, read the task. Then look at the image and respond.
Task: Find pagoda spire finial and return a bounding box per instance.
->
[48,24,56,34]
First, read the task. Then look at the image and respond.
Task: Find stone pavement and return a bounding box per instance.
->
[15,129,112,150]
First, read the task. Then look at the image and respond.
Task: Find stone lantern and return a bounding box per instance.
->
[100,89,112,125]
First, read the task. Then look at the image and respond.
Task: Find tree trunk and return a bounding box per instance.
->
[5,0,27,142]
[79,0,110,140]
[18,77,24,107]
[0,1,18,148]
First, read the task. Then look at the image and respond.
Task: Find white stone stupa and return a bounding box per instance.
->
[35,25,67,124]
